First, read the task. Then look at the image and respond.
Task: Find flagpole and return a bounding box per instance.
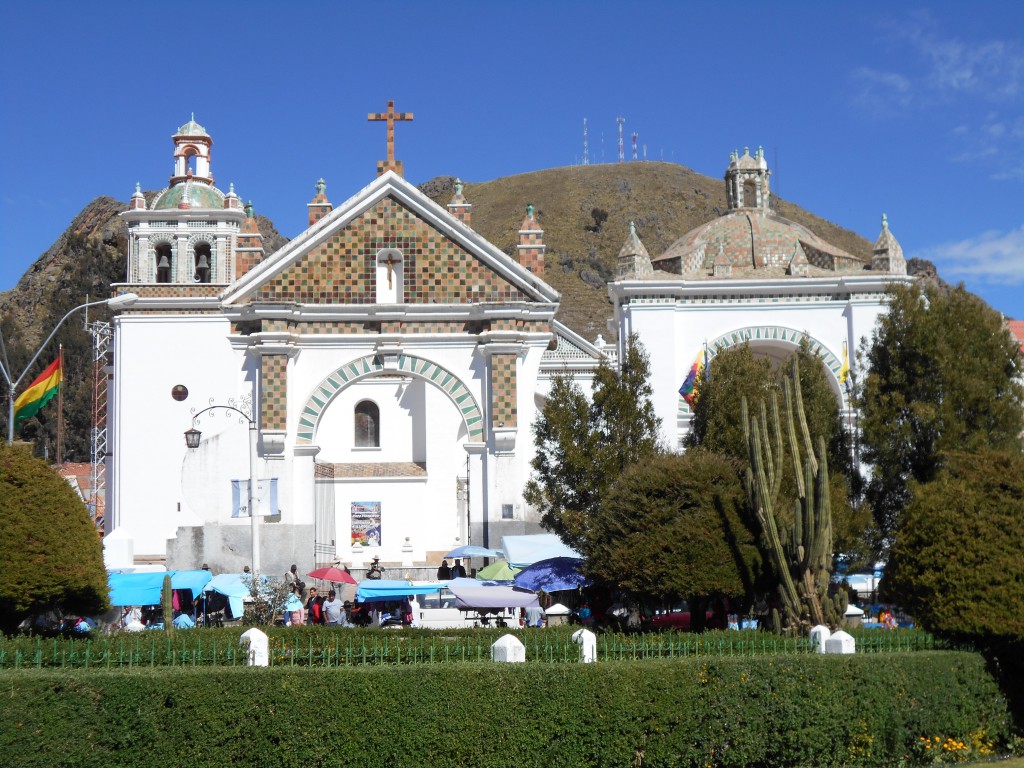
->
[56,344,64,465]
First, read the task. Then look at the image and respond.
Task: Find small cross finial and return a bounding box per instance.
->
[368,99,414,176]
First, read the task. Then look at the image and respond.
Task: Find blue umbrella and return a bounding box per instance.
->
[444,545,503,559]
[513,557,589,592]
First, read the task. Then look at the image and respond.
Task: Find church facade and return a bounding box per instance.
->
[103,113,603,576]
[103,117,914,576]
[610,146,915,449]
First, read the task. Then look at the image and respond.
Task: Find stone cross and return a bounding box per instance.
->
[368,100,414,176]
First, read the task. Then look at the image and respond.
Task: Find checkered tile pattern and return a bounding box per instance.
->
[260,354,288,430]
[295,353,483,445]
[489,353,517,429]
[127,285,224,299]
[258,197,530,304]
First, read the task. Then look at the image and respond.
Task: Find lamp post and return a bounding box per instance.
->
[184,402,261,574]
[0,292,139,445]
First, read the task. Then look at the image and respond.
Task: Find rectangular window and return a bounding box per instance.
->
[501,504,514,520]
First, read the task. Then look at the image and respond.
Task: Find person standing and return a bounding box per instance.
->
[450,559,467,578]
[305,588,322,625]
[436,559,451,580]
[323,590,344,626]
[366,557,383,580]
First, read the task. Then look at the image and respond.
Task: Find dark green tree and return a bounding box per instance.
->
[589,451,762,619]
[881,451,1024,642]
[524,335,661,551]
[0,444,109,633]
[860,284,1024,540]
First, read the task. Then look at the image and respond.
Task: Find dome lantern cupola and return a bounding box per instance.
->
[171,114,214,185]
[725,145,771,211]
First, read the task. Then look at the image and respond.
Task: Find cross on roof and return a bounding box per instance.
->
[368,99,414,177]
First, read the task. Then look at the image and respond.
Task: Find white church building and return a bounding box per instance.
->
[102,117,912,576]
[103,114,605,576]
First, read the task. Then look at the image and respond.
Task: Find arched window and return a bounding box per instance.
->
[155,243,173,283]
[354,400,380,448]
[194,242,212,283]
[743,179,757,208]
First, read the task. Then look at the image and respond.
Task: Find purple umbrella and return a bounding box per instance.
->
[513,557,589,592]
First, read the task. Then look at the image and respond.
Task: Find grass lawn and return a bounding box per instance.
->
[970,760,1024,767]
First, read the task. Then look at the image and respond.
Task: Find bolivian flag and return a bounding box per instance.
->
[14,357,63,425]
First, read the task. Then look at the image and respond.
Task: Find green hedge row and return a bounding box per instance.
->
[0,626,942,669]
[0,652,1010,767]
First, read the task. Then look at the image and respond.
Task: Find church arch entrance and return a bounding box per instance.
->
[677,325,846,418]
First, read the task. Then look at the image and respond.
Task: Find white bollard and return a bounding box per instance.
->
[240,627,269,666]
[809,624,831,654]
[490,633,526,663]
[824,629,856,654]
[571,628,597,663]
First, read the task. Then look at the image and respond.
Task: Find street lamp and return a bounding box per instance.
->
[184,402,261,574]
[1,292,139,444]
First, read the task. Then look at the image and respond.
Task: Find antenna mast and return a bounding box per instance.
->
[632,132,638,161]
[583,118,589,166]
[617,117,625,162]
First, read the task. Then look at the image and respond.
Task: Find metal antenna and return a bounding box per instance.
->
[617,117,625,162]
[632,131,638,161]
[583,118,589,166]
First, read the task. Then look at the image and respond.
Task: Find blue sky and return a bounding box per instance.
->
[1,1,1022,319]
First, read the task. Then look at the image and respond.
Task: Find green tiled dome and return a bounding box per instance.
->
[151,182,225,210]
[176,117,209,137]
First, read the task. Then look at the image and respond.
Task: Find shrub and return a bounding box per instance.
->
[0,652,1011,767]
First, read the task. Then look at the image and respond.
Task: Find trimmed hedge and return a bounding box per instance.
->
[0,626,943,669]
[0,652,1010,767]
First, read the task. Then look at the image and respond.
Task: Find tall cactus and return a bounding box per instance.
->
[743,357,834,631]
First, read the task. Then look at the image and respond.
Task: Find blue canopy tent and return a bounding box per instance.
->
[501,534,582,568]
[443,545,503,559]
[356,579,448,603]
[513,557,589,593]
[107,570,212,607]
[203,573,260,619]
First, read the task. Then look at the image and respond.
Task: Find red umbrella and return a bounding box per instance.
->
[307,566,357,585]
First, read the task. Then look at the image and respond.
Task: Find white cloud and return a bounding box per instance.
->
[912,225,1024,285]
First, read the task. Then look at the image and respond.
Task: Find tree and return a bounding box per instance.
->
[524,335,661,551]
[589,207,608,232]
[860,284,1024,540]
[588,452,762,616]
[0,444,109,633]
[881,451,1024,642]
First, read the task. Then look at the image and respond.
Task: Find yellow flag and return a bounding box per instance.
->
[839,342,850,385]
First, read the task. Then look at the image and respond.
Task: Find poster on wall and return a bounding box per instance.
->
[231,478,279,518]
[351,501,382,547]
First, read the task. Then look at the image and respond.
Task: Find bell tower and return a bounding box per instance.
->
[119,117,246,289]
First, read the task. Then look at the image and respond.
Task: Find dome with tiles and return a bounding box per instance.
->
[151,180,226,210]
[652,208,866,278]
[175,117,210,138]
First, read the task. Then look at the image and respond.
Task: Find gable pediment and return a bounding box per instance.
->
[222,172,558,307]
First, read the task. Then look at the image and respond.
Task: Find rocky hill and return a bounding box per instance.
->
[0,162,945,459]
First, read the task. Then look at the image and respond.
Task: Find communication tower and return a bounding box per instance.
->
[632,132,638,161]
[617,117,625,162]
[583,118,589,166]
